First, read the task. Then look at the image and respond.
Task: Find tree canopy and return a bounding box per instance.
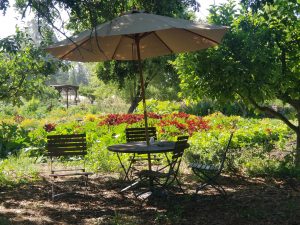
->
[0,0,200,112]
[0,30,65,104]
[1,0,199,36]
[173,0,300,166]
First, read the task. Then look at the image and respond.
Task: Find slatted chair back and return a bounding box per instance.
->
[125,127,157,142]
[173,138,189,160]
[217,132,234,174]
[161,138,189,193]
[46,133,93,200]
[46,134,87,173]
[176,135,189,141]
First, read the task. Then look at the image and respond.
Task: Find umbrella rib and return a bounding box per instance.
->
[94,27,109,60]
[111,36,124,60]
[60,38,91,60]
[60,30,109,60]
[125,34,134,39]
[183,29,220,45]
[152,32,174,54]
[140,32,153,39]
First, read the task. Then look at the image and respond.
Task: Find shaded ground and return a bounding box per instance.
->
[0,172,300,225]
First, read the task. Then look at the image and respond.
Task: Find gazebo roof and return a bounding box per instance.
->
[50,85,79,90]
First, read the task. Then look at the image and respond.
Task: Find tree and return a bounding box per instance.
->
[95,55,180,113]
[0,1,199,39]
[173,0,300,166]
[2,0,200,113]
[0,30,64,104]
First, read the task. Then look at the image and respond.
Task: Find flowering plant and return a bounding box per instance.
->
[98,114,144,126]
[44,123,56,132]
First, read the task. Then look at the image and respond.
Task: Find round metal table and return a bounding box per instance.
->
[107,141,175,154]
[107,141,176,186]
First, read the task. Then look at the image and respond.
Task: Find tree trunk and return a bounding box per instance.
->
[295,131,300,167]
[126,65,154,114]
[127,95,142,113]
[295,113,300,167]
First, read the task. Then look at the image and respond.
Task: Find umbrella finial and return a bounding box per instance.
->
[121,7,145,16]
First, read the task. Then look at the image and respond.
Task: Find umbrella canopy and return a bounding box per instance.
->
[46,10,227,61]
[46,10,228,144]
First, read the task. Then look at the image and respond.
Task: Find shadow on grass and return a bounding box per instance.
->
[0,173,300,225]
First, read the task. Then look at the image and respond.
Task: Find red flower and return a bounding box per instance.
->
[14,115,25,123]
[44,123,56,132]
[98,114,144,126]
[172,112,190,119]
[147,112,163,119]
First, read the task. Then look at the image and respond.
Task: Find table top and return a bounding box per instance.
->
[107,141,176,154]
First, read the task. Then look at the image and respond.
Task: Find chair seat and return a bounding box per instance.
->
[129,155,162,162]
[49,172,93,177]
[189,163,218,171]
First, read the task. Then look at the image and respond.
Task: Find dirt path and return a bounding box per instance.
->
[0,173,300,225]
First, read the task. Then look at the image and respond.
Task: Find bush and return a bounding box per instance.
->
[0,122,31,158]
[183,100,260,117]
[0,150,40,187]
[135,99,181,114]
[0,109,297,187]
[0,103,18,117]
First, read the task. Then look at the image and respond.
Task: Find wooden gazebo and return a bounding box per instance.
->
[51,85,79,108]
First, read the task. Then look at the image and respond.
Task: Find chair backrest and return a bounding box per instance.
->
[46,134,87,157]
[177,135,189,141]
[173,139,189,159]
[218,132,234,173]
[168,139,189,177]
[125,127,157,142]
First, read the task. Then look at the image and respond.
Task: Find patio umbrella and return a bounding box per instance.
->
[46,9,228,144]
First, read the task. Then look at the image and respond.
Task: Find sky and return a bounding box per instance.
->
[0,0,229,39]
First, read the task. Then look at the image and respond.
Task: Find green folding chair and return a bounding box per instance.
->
[189,133,234,196]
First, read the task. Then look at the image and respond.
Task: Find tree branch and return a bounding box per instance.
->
[34,1,82,50]
[248,96,298,133]
[278,92,300,112]
[144,71,157,89]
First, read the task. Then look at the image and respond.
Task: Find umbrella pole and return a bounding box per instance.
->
[136,37,154,188]
[135,38,150,146]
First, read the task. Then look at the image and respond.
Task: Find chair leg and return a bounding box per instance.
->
[158,172,184,194]
[51,178,62,201]
[116,153,134,181]
[84,175,89,196]
[196,183,209,194]
[51,179,55,201]
[211,182,226,196]
[193,169,226,196]
[173,175,185,193]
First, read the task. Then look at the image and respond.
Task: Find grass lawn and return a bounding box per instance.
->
[0,171,299,225]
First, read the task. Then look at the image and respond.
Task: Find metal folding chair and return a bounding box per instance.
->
[189,132,234,196]
[120,127,160,180]
[46,134,93,200]
[137,136,189,194]
[160,136,189,192]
